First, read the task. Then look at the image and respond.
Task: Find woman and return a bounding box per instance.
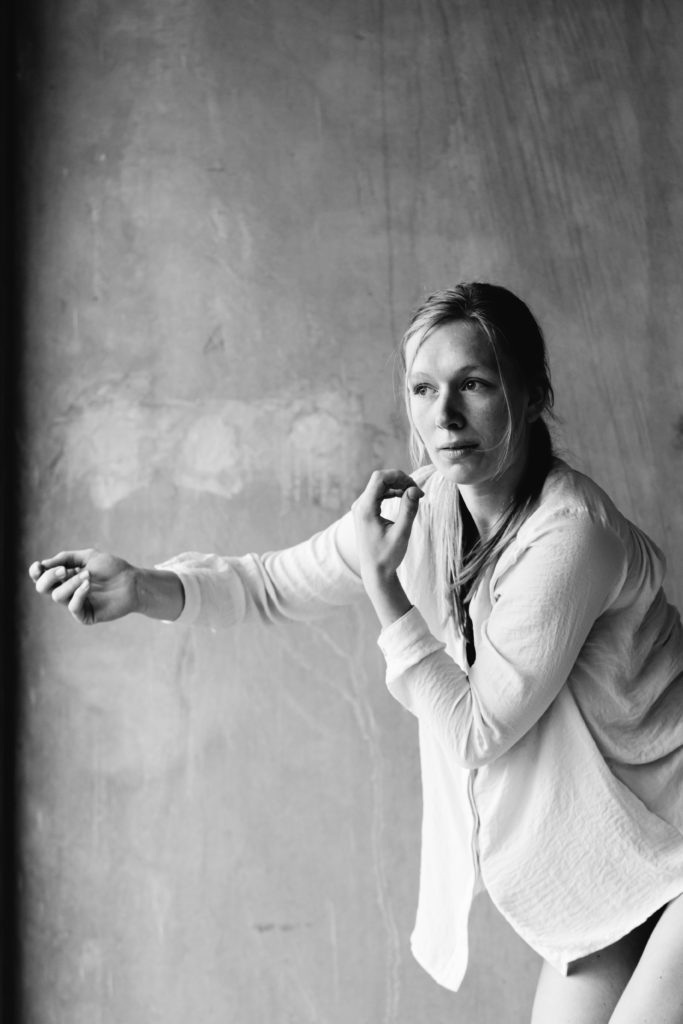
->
[29,284,683,1023]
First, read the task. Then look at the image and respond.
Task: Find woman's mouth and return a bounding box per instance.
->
[438,444,478,460]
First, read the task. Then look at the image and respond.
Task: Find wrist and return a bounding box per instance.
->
[134,568,185,621]
[132,567,150,616]
[361,561,396,585]
[362,568,412,628]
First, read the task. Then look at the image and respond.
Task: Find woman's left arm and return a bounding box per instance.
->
[353,475,627,769]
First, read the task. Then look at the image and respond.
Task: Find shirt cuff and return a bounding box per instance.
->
[153,563,202,625]
[377,605,445,675]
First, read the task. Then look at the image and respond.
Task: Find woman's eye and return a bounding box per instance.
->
[411,383,433,396]
[461,379,487,392]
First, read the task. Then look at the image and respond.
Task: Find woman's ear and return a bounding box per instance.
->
[525,384,545,424]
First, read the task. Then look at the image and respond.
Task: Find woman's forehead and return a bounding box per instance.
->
[406,321,499,374]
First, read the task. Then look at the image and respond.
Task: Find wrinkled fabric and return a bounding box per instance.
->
[158,460,683,991]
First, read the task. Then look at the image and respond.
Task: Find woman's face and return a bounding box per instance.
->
[406,320,531,490]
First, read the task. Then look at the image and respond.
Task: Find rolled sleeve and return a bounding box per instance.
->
[378,606,447,679]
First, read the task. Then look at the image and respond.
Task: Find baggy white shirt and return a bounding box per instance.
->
[158,460,683,990]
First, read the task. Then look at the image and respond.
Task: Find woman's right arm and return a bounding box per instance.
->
[28,510,364,629]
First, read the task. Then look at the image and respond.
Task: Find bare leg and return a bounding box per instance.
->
[530,913,663,1024]
[610,893,683,1024]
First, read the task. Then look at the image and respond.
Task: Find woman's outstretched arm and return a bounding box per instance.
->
[152,511,365,630]
[27,501,368,629]
[28,469,423,629]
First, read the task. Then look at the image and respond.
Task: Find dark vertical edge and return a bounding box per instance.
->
[3,0,20,1017]
[5,0,35,1015]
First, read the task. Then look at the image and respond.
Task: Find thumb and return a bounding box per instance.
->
[393,485,424,537]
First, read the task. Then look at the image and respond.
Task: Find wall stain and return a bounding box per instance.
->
[203,326,226,355]
[673,414,683,452]
[55,377,391,510]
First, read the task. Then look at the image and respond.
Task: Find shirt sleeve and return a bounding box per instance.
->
[155,510,365,630]
[377,508,627,769]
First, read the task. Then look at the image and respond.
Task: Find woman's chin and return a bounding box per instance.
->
[432,450,482,483]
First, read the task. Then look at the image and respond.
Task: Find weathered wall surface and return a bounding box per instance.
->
[18,1,683,1022]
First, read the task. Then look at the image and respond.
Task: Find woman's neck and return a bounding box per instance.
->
[458,449,530,540]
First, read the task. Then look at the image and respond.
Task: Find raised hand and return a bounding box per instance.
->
[352,469,424,628]
[352,469,425,580]
[28,549,139,625]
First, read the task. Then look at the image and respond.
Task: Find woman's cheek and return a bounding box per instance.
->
[408,402,428,442]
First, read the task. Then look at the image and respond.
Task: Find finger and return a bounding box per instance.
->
[37,550,91,571]
[381,488,413,499]
[35,564,82,595]
[50,572,89,606]
[28,561,44,581]
[68,578,91,624]
[359,469,419,512]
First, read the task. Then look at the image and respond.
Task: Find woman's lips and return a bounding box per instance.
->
[437,443,478,459]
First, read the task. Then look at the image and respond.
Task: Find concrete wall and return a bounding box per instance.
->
[17,1,683,1021]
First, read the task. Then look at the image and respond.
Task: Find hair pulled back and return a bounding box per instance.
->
[400,282,556,641]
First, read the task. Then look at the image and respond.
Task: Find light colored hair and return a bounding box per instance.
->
[400,283,555,636]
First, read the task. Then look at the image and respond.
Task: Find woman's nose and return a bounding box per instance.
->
[435,391,465,429]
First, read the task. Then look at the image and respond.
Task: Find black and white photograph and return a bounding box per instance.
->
[6,1,683,1021]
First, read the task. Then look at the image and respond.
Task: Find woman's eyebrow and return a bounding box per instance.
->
[407,363,488,381]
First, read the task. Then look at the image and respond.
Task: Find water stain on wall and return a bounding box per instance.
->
[55,376,391,511]
[673,413,683,452]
